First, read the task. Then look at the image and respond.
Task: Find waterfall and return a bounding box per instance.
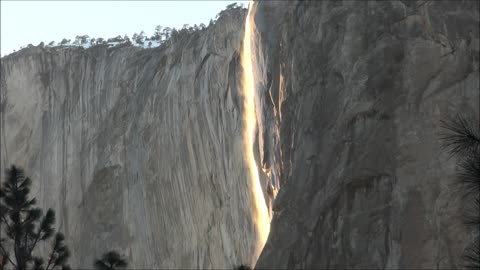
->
[241,1,270,265]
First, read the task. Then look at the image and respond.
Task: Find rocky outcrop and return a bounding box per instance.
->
[254,1,479,269]
[1,8,259,269]
[2,1,479,269]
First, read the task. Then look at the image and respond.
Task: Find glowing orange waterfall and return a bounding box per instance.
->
[241,1,271,264]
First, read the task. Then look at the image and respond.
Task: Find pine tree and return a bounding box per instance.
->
[234,264,252,270]
[440,115,480,270]
[93,251,127,270]
[154,25,163,41]
[0,165,71,270]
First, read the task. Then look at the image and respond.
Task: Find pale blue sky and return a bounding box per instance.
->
[1,1,247,56]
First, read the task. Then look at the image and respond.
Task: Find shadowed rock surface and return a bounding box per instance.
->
[253,1,479,269]
[2,1,479,269]
[1,8,258,269]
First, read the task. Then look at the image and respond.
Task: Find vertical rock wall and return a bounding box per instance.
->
[2,1,479,269]
[1,9,258,269]
[254,1,479,269]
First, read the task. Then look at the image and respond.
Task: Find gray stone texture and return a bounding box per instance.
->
[1,9,259,269]
[2,1,479,269]
[254,1,479,269]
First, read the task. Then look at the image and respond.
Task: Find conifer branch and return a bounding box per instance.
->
[0,242,16,267]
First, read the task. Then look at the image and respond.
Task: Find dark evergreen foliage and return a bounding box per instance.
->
[93,251,127,270]
[235,264,252,270]
[440,115,480,157]
[440,115,480,269]
[0,165,70,270]
[463,235,480,270]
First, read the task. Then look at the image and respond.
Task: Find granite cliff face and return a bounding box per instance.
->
[252,1,479,269]
[1,9,259,269]
[2,1,479,269]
